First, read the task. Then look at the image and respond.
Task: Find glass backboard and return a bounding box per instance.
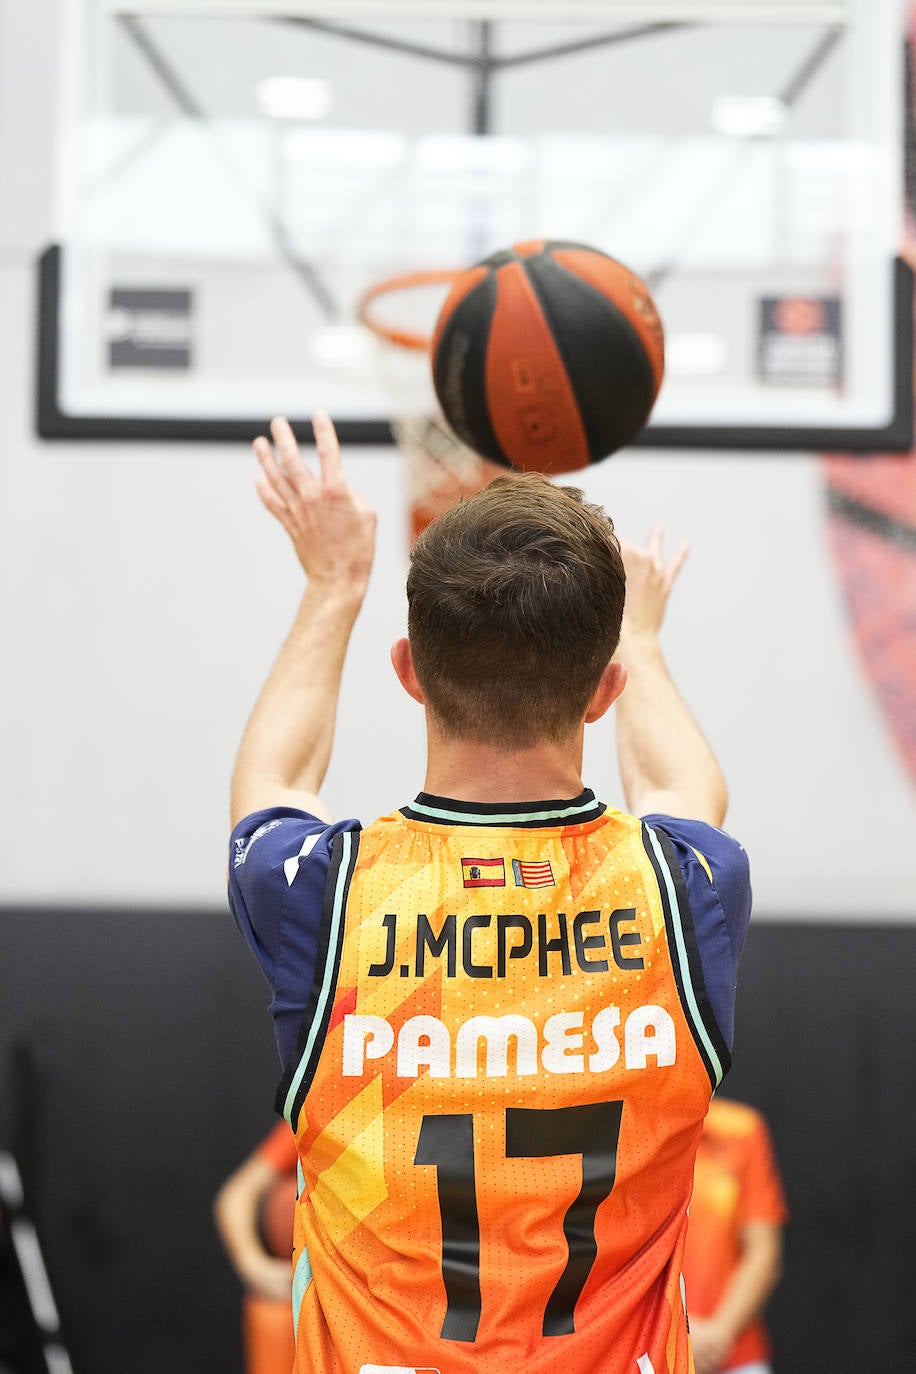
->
[37,0,912,450]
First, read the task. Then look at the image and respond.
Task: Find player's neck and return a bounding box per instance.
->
[422,727,587,804]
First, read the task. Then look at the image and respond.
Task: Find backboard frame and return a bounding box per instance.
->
[36,244,913,448]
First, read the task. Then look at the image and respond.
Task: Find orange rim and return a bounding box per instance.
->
[357,268,462,352]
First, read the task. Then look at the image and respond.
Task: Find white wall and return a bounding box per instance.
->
[1,0,913,916]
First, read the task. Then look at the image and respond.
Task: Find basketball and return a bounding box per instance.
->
[430,240,664,475]
[257,1174,296,1259]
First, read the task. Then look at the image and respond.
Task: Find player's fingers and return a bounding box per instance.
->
[255,472,291,525]
[353,493,378,524]
[664,540,690,590]
[252,435,280,485]
[269,416,318,497]
[254,433,298,506]
[269,415,300,468]
[312,410,343,486]
[647,525,664,564]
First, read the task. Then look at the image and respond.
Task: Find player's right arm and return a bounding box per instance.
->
[613,530,728,826]
[230,413,377,827]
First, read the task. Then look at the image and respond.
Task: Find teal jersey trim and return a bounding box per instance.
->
[282,829,354,1124]
[291,1246,313,1338]
[401,789,606,828]
[408,799,592,824]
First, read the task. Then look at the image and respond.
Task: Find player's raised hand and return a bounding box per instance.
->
[252,412,377,593]
[616,527,688,648]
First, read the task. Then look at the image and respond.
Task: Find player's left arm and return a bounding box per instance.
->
[230,413,377,826]
[613,532,728,827]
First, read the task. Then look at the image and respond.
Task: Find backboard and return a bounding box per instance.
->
[37,0,912,449]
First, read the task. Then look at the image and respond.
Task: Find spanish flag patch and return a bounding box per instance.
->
[461,857,506,888]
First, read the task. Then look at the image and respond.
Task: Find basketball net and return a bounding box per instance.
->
[358,270,505,545]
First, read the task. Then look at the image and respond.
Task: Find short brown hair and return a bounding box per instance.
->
[407,474,625,746]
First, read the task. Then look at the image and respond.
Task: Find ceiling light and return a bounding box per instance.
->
[256,77,333,122]
[308,325,377,369]
[665,333,727,377]
[711,96,788,138]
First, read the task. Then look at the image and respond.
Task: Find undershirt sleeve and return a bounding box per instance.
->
[228,806,360,1066]
[641,814,752,1050]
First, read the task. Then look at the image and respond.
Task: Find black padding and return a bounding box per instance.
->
[3,912,916,1371]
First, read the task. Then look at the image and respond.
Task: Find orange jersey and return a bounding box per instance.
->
[256,1119,299,1175]
[243,1294,296,1374]
[683,1099,788,1371]
[277,797,733,1374]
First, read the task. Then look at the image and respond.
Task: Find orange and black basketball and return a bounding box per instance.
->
[430,240,664,475]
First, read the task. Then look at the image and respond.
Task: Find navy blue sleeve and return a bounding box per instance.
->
[228,807,360,1067]
[641,814,752,1051]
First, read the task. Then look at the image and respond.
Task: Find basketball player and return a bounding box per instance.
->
[214,1122,298,1374]
[683,1099,787,1374]
[229,413,752,1374]
[214,1123,297,1304]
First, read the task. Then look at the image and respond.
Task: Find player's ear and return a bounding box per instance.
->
[390,637,425,705]
[584,660,627,723]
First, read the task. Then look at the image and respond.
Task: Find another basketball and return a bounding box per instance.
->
[430,240,664,474]
[257,1174,296,1259]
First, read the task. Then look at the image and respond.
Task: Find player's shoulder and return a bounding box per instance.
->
[356,801,470,848]
[641,813,751,918]
[230,806,361,889]
[641,813,748,872]
[638,813,752,1039]
[360,805,409,832]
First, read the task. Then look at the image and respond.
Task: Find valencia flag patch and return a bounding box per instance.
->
[512,858,555,888]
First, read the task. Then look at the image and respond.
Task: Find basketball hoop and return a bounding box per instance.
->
[357,268,458,354]
[357,269,505,544]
